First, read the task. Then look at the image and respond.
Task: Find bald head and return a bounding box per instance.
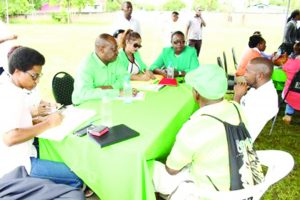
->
[249,57,273,80]
[95,33,118,65]
[95,33,116,48]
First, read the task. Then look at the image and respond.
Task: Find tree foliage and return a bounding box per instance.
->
[105,0,121,12]
[49,0,94,11]
[162,0,186,11]
[0,0,31,20]
[192,0,218,11]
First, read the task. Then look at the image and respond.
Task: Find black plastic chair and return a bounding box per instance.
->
[223,52,235,92]
[232,47,238,70]
[52,72,74,106]
[217,57,223,68]
[270,70,300,134]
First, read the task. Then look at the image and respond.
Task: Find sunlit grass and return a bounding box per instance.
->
[7,11,299,199]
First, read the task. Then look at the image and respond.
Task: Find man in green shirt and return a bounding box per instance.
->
[72,33,130,105]
[150,31,199,77]
[153,65,263,197]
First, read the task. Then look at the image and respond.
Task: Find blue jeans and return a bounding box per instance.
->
[285,104,295,115]
[30,157,83,188]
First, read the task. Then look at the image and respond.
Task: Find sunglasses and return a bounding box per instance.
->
[26,71,43,81]
[133,43,142,49]
[172,40,185,45]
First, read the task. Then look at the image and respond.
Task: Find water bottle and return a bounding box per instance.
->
[166,62,174,79]
[123,75,132,104]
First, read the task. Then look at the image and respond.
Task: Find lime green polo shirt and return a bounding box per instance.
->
[118,49,147,73]
[72,52,128,105]
[149,46,199,72]
[166,101,248,191]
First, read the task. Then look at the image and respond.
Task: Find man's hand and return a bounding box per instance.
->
[234,82,248,103]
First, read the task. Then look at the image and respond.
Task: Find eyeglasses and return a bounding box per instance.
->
[133,43,142,49]
[172,40,185,45]
[26,71,43,81]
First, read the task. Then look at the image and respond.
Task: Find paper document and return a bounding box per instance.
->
[131,75,165,92]
[37,106,96,141]
[117,91,145,101]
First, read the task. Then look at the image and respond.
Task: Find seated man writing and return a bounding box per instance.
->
[153,66,264,198]
[0,47,83,191]
[234,57,278,141]
[149,31,199,77]
[72,33,136,105]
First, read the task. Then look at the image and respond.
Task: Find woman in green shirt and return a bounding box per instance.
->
[118,29,155,81]
[150,31,199,77]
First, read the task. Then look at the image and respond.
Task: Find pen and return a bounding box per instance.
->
[153,79,159,84]
[55,105,66,113]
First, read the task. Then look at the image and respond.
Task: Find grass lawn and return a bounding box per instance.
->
[5,11,299,199]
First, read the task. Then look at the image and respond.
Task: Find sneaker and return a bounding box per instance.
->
[282,115,292,125]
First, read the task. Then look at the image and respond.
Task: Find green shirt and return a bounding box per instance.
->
[118,49,147,73]
[166,101,248,191]
[72,52,128,105]
[149,46,199,72]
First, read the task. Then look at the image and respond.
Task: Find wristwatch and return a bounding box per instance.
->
[178,71,182,76]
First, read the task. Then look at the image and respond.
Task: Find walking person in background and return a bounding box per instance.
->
[113,1,141,35]
[186,7,206,57]
[164,11,184,46]
[281,9,300,55]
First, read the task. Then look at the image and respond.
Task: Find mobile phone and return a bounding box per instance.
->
[88,125,109,137]
[74,124,93,137]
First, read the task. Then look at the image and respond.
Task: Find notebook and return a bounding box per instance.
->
[88,124,140,148]
[158,78,178,86]
[38,106,96,141]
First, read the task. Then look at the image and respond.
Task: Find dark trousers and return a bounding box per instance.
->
[188,39,202,57]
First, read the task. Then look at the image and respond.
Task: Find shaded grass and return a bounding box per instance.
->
[255,104,300,200]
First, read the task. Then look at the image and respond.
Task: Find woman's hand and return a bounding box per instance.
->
[145,70,156,79]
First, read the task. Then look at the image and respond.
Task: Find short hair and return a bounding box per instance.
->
[171,31,185,40]
[248,35,265,48]
[250,57,273,79]
[172,11,179,16]
[95,33,115,48]
[8,47,45,74]
[122,1,132,9]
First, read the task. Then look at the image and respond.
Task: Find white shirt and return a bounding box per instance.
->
[164,19,184,46]
[187,16,204,40]
[0,78,37,178]
[240,80,279,141]
[127,61,140,75]
[113,14,141,35]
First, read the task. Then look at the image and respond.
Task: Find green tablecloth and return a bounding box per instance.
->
[272,67,287,91]
[39,84,198,200]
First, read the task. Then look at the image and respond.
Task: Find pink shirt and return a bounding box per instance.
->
[282,57,300,110]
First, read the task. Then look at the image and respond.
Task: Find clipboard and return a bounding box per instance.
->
[88,124,139,147]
